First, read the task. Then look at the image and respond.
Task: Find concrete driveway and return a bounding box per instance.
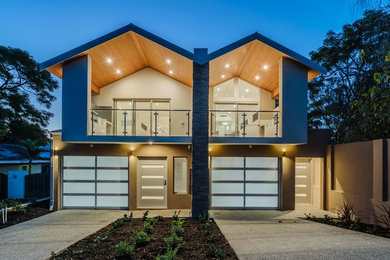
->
[0,209,190,260]
[212,208,390,260]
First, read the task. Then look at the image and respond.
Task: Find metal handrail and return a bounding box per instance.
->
[90,108,191,137]
[209,110,280,137]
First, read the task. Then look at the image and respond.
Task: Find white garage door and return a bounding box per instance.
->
[211,157,280,209]
[62,156,129,209]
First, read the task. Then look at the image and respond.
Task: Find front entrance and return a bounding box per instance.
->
[137,158,167,208]
[295,158,323,208]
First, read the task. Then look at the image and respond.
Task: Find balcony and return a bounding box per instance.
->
[91,108,191,137]
[210,110,279,138]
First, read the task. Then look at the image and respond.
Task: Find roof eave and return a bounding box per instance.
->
[39,23,195,72]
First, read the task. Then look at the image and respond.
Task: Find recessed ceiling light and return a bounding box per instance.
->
[221,74,226,79]
[169,70,173,74]
[217,87,220,91]
[255,75,260,80]
[225,64,230,68]
[245,88,249,92]
[116,69,121,74]
[106,58,112,64]
[263,65,269,70]
[166,59,171,64]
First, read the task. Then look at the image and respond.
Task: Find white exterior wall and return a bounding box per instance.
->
[92,68,192,109]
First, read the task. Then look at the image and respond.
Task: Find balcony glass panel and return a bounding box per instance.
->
[91,108,190,137]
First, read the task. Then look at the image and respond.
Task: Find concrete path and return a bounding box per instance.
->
[0,209,190,260]
[213,207,390,260]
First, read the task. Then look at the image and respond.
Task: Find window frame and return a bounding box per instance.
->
[173,156,188,194]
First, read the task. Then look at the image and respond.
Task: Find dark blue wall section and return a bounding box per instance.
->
[62,55,90,141]
[191,48,210,218]
[281,58,308,143]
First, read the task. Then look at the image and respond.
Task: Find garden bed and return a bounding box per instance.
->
[305,213,390,239]
[0,199,51,229]
[51,213,238,260]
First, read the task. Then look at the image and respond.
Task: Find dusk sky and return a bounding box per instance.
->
[0,0,368,131]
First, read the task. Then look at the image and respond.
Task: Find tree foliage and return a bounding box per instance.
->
[308,8,390,143]
[19,138,48,175]
[0,46,59,145]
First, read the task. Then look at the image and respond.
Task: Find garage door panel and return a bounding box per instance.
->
[97,183,128,194]
[97,156,128,168]
[212,196,244,207]
[63,195,95,207]
[97,196,128,207]
[62,156,129,209]
[246,170,278,181]
[245,183,278,194]
[97,169,128,181]
[211,156,279,209]
[245,196,278,208]
[212,183,244,194]
[212,170,244,181]
[212,157,244,168]
[246,157,278,168]
[63,156,95,167]
[63,182,95,194]
[63,169,95,180]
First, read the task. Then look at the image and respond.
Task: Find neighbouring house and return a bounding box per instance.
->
[41,23,332,217]
[0,144,50,199]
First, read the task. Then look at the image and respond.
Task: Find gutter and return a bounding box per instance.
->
[49,135,54,211]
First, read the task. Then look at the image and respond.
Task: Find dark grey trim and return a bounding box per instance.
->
[63,166,128,170]
[40,23,195,71]
[201,32,327,73]
[211,193,278,196]
[137,156,167,160]
[212,167,278,170]
[63,193,129,196]
[63,180,128,183]
[211,180,278,184]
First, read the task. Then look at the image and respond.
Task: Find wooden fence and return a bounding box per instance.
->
[24,172,50,199]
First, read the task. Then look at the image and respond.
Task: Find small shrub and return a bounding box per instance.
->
[350,218,362,231]
[154,215,164,222]
[71,245,90,255]
[203,218,214,235]
[14,203,27,214]
[142,210,149,221]
[93,230,112,243]
[123,213,132,222]
[172,210,181,221]
[111,218,125,229]
[337,201,354,225]
[133,230,150,246]
[171,224,184,236]
[376,203,390,231]
[156,247,179,260]
[164,232,183,250]
[0,200,7,209]
[116,241,134,257]
[143,221,154,234]
[370,225,379,235]
[206,242,224,259]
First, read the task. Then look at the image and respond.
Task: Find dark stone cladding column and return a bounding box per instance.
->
[191,48,209,218]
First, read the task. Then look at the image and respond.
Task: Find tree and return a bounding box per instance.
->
[19,139,48,175]
[0,46,59,145]
[308,8,390,143]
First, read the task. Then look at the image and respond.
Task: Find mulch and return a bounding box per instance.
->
[0,206,51,229]
[51,217,238,260]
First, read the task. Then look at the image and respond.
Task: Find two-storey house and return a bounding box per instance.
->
[41,24,329,217]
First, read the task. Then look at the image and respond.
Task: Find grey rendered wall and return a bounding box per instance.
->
[280,57,308,143]
[62,55,91,141]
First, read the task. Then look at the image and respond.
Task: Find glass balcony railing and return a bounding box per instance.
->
[91,109,191,137]
[210,110,280,137]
